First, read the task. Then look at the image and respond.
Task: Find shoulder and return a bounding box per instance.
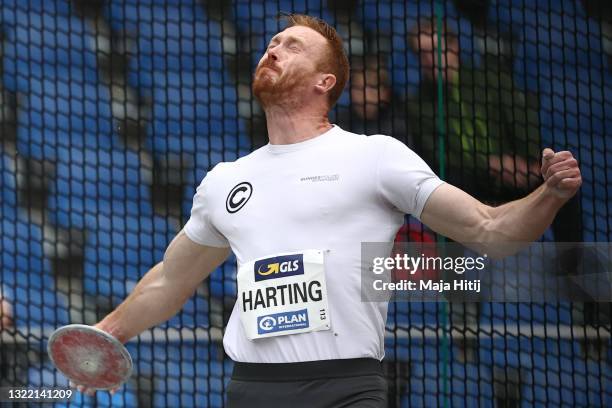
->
[366,134,415,154]
[332,126,396,149]
[332,126,369,145]
[330,128,420,161]
[202,161,232,184]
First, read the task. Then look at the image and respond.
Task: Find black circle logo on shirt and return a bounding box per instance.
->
[226,182,253,213]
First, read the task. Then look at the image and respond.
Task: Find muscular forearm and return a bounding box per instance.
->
[483,184,565,245]
[421,149,581,258]
[96,261,195,343]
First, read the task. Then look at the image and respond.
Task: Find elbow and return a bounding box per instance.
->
[473,206,520,259]
[476,217,527,259]
[470,218,506,259]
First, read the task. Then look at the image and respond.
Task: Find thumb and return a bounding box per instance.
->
[542,148,555,160]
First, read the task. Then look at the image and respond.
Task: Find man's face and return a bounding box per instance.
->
[351,69,391,120]
[253,25,329,107]
[415,31,459,82]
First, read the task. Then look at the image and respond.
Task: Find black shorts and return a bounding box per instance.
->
[226,358,388,408]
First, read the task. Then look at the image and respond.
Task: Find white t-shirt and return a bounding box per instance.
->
[184,125,443,363]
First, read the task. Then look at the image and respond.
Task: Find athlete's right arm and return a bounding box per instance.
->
[95,229,230,343]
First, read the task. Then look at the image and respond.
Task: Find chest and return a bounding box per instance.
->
[211,162,374,238]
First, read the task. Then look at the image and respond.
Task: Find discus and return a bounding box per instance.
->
[47,324,133,390]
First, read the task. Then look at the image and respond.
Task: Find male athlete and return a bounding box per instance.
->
[74,14,581,407]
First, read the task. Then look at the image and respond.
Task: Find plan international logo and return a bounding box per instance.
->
[254,254,305,282]
[257,309,310,334]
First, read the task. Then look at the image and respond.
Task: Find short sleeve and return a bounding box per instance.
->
[375,136,444,219]
[184,173,230,248]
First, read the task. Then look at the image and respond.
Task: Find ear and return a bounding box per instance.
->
[314,73,337,96]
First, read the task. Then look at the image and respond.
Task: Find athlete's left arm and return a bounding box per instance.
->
[419,148,581,257]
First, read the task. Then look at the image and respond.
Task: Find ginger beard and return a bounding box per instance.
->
[252,60,318,109]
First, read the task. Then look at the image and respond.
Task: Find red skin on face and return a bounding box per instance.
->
[252,26,325,109]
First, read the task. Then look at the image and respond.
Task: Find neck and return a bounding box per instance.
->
[264,105,333,145]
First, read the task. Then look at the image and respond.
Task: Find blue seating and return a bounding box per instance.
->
[1,158,70,329]
[144,69,250,189]
[105,0,253,194]
[106,1,222,74]
[358,0,427,36]
[2,2,97,92]
[129,341,229,407]
[28,361,67,388]
[449,362,484,407]
[82,212,175,302]
[56,139,167,302]
[60,385,139,408]
[166,289,211,329]
[407,340,454,407]
[48,136,151,231]
[209,255,238,300]
[386,301,440,328]
[234,0,325,34]
[15,73,112,161]
[537,67,612,241]
[234,0,331,69]
[0,152,17,213]
[0,214,69,328]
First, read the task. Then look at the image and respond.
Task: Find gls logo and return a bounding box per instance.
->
[226,182,252,213]
[254,254,304,282]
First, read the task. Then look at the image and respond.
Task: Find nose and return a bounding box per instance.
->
[267,45,279,62]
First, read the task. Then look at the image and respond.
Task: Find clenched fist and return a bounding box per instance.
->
[541,148,582,199]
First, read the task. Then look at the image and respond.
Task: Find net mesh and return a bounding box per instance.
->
[0,1,610,407]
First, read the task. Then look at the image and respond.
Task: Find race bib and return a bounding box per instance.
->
[237,249,331,340]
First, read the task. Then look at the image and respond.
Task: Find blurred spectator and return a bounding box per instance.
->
[406,17,585,362]
[407,17,594,361]
[0,288,13,330]
[336,55,409,143]
[407,19,584,241]
[407,17,541,203]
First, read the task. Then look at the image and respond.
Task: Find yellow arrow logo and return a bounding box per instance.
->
[257,262,279,276]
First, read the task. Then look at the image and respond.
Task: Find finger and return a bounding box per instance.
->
[546,150,574,165]
[545,157,579,180]
[541,151,576,179]
[546,168,581,186]
[548,157,578,169]
[559,177,582,189]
